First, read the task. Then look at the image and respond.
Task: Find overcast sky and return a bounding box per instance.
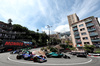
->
[0,0,100,34]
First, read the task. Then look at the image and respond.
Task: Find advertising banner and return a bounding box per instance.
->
[3,40,32,47]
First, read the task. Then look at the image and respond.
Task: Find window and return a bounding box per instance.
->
[84,42,90,44]
[83,37,88,40]
[80,28,85,31]
[79,24,83,27]
[81,32,86,35]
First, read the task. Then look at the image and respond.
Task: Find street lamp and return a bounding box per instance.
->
[47,25,52,38]
[47,25,52,45]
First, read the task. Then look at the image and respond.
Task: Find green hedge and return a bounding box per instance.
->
[95,51,100,53]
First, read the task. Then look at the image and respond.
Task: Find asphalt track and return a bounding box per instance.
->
[0,48,100,66]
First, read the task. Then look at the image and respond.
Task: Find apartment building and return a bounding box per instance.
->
[67,13,100,50]
[0,20,26,41]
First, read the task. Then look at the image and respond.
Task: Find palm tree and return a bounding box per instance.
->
[37,29,39,33]
[8,19,12,25]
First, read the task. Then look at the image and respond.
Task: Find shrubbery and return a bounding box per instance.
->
[50,47,58,52]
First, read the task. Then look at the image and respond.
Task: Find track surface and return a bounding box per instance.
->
[0,48,100,66]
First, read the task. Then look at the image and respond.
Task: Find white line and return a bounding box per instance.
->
[8,55,92,65]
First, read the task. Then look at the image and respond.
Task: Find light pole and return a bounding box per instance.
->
[47,25,52,45]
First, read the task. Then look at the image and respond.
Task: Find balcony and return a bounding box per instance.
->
[85,19,92,23]
[86,23,94,27]
[76,41,81,43]
[72,25,77,27]
[75,36,80,38]
[89,33,98,36]
[88,28,96,32]
[73,28,78,31]
[74,32,79,35]
[77,44,83,47]
[91,39,100,42]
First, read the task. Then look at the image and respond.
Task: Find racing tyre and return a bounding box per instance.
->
[33,57,38,62]
[38,59,44,63]
[47,55,52,58]
[24,57,29,60]
[10,51,13,54]
[63,55,70,59]
[16,55,22,59]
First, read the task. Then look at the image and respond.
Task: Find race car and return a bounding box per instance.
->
[46,52,63,58]
[31,55,47,63]
[16,50,32,59]
[76,52,87,58]
[10,49,22,54]
[46,52,70,59]
[16,50,47,63]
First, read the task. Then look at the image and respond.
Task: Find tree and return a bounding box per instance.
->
[12,24,50,47]
[8,19,12,25]
[37,29,39,33]
[84,44,95,53]
[56,39,61,44]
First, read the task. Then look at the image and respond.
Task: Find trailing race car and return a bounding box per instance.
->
[46,52,70,59]
[16,50,32,59]
[16,50,47,63]
[77,52,87,58]
[10,49,22,54]
[31,55,47,63]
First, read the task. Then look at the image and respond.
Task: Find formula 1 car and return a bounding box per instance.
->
[46,52,70,59]
[77,52,87,58]
[31,55,47,63]
[46,52,63,58]
[16,50,47,63]
[10,49,22,54]
[16,50,32,59]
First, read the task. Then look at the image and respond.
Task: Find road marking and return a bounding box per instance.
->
[8,55,92,65]
[90,56,100,58]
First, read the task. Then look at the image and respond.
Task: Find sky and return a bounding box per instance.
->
[0,0,100,34]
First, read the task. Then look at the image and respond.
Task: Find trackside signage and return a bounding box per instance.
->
[4,42,23,46]
[3,40,32,47]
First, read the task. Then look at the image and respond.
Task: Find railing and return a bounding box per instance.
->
[76,41,81,43]
[88,28,96,32]
[89,33,98,36]
[73,28,78,31]
[86,23,94,27]
[91,39,100,42]
[72,25,77,27]
[85,19,92,23]
[75,36,80,38]
[74,32,79,35]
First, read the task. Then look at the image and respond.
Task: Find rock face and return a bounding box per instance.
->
[55,45,63,50]
[32,50,46,56]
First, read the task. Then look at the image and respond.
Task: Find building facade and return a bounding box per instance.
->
[67,13,100,50]
[0,21,14,40]
[50,32,72,45]
[0,20,26,42]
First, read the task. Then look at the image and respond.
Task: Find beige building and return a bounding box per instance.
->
[67,13,100,50]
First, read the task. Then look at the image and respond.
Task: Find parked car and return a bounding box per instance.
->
[77,52,87,58]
